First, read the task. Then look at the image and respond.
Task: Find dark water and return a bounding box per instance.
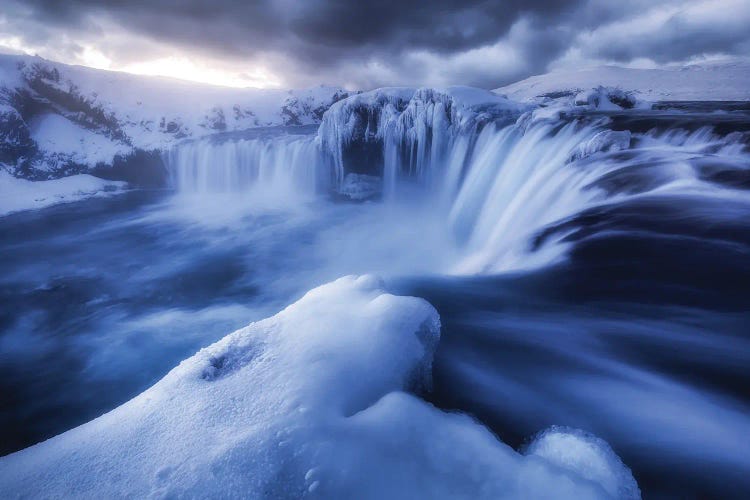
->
[0,190,454,456]
[401,196,750,498]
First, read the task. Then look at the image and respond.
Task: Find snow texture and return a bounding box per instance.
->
[0,275,638,499]
[28,113,131,167]
[0,53,351,176]
[526,427,641,500]
[0,170,126,216]
[496,60,750,103]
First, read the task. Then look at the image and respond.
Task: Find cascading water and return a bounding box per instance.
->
[164,132,326,199]
[163,88,750,273]
[316,88,749,272]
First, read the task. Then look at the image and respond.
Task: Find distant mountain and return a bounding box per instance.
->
[0,53,353,182]
[3,53,749,189]
[495,60,750,103]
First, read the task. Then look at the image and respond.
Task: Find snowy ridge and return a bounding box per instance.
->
[0,275,639,499]
[496,61,750,103]
[0,53,352,180]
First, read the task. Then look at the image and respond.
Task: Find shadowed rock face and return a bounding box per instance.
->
[1,62,137,180]
[92,150,169,188]
[0,106,35,166]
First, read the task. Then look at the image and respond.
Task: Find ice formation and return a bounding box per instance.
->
[525,427,641,500]
[317,86,524,194]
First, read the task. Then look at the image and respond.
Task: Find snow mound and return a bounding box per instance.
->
[496,61,750,102]
[526,427,641,500]
[0,275,638,499]
[0,170,127,216]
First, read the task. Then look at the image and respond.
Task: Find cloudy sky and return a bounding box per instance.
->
[1,0,748,89]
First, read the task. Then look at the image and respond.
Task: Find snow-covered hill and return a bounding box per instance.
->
[496,60,750,103]
[0,53,352,181]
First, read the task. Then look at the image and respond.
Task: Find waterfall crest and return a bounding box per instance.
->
[164,90,750,272]
[164,133,326,198]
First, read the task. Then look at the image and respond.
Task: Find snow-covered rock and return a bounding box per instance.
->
[496,60,750,103]
[0,275,639,499]
[0,169,127,216]
[573,87,638,110]
[0,53,352,180]
[525,427,641,500]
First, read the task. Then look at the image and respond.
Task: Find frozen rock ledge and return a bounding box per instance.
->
[0,275,639,499]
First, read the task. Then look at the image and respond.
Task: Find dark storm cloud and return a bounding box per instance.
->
[6,0,575,58]
[2,0,749,88]
[585,2,750,64]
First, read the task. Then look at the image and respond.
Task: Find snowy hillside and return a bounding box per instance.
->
[0,53,352,181]
[496,60,750,103]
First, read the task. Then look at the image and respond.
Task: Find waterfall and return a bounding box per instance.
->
[163,89,749,272]
[164,133,326,198]
[333,123,745,271]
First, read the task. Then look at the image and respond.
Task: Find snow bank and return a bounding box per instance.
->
[0,170,127,216]
[0,275,638,499]
[496,60,750,102]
